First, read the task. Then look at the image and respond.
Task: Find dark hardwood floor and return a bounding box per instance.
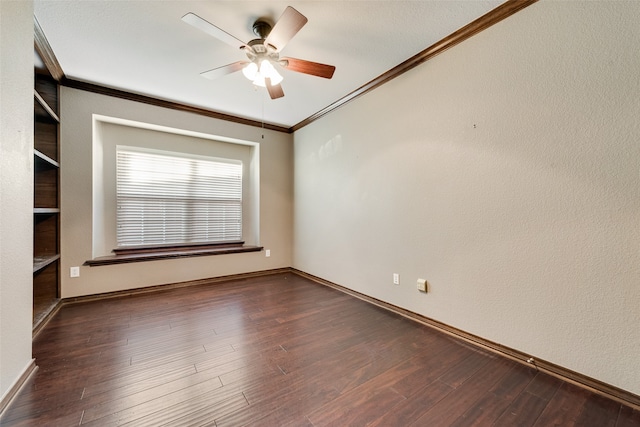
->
[2,273,638,426]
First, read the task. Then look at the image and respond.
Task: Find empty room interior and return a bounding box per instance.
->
[1,0,639,425]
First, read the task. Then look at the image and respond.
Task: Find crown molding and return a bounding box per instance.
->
[34,16,64,81]
[34,0,538,134]
[61,78,291,133]
[291,0,539,131]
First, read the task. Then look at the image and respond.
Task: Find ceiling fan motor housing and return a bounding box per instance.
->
[246,39,280,64]
[252,20,272,39]
[245,19,281,62]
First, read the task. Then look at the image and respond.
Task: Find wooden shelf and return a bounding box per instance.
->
[34,207,60,214]
[33,254,60,274]
[34,149,59,168]
[33,48,60,326]
[34,89,59,123]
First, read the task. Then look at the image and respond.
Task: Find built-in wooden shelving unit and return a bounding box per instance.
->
[33,48,60,327]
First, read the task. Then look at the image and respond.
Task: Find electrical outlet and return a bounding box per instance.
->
[70,266,80,278]
[393,273,400,285]
[265,249,271,257]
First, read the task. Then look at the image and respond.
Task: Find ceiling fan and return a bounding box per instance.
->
[182,6,336,100]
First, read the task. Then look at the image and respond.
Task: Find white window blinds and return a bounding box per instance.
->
[116,147,242,247]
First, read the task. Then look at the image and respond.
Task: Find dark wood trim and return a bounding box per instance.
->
[32,299,62,337]
[34,16,64,81]
[112,241,245,255]
[33,254,60,274]
[291,268,640,411]
[61,78,292,134]
[34,15,289,133]
[291,0,539,132]
[34,1,537,134]
[26,265,639,410]
[59,268,291,305]
[0,359,37,417]
[8,271,637,425]
[84,244,263,267]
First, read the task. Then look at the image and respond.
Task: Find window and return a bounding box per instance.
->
[116,146,242,248]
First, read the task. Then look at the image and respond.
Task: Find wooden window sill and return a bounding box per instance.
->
[84,243,263,267]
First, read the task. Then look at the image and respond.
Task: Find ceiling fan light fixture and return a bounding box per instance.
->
[260,60,283,85]
[242,62,259,81]
[243,59,283,87]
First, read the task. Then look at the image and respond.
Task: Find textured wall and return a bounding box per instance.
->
[0,0,34,400]
[60,88,293,297]
[293,1,640,394]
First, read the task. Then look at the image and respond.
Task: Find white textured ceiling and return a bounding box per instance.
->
[34,1,505,128]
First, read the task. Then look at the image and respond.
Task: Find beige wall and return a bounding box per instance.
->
[0,0,34,400]
[293,1,640,395]
[60,87,293,298]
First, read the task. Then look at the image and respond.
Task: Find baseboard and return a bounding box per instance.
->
[32,299,63,339]
[0,359,37,417]
[60,268,291,306]
[33,269,288,338]
[291,268,640,411]
[28,266,639,410]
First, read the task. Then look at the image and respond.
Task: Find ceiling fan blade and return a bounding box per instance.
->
[281,57,335,79]
[182,12,247,49]
[265,78,285,99]
[265,6,308,51]
[200,61,248,80]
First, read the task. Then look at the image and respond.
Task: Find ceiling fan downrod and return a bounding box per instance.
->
[252,20,272,39]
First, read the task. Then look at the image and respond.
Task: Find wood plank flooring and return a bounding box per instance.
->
[1,272,637,426]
